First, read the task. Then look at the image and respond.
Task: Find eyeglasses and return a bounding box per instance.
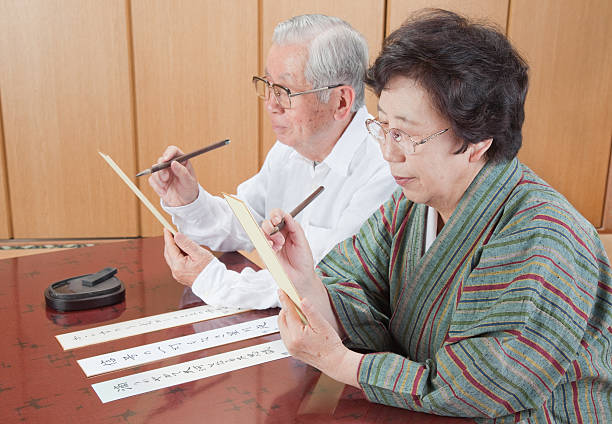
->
[365,118,449,154]
[253,76,342,109]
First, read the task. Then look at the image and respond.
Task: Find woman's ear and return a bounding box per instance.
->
[468,138,493,163]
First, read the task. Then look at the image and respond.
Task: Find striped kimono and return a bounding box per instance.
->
[317,158,612,423]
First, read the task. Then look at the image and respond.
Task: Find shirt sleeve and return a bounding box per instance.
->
[190,257,280,309]
[161,148,275,252]
[318,194,605,419]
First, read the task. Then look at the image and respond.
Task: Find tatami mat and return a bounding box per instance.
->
[0,239,130,260]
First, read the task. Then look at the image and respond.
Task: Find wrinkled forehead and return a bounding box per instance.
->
[264,43,309,87]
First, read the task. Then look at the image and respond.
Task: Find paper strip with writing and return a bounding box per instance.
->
[56,304,249,350]
[78,316,279,376]
[92,339,290,403]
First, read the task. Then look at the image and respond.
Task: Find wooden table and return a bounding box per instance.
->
[0,237,474,423]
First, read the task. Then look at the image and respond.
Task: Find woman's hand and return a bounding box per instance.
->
[261,209,318,291]
[262,209,343,334]
[278,291,362,387]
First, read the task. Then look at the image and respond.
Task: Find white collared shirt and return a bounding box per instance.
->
[163,106,396,309]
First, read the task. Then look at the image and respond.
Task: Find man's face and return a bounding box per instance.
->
[264,43,337,156]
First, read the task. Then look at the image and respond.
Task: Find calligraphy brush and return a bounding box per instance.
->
[270,186,325,235]
[136,139,230,177]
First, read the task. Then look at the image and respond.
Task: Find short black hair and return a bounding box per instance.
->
[366,9,529,162]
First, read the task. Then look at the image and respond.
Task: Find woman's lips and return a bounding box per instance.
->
[393,176,415,186]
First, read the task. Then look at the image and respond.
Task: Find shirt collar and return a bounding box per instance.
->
[286,106,371,176]
[321,106,370,177]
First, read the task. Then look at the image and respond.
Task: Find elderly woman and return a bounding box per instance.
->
[263,9,612,423]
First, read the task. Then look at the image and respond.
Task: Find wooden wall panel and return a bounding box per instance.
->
[0,103,11,239]
[387,0,509,33]
[1,1,609,238]
[509,0,612,227]
[131,0,259,237]
[260,0,386,158]
[603,144,612,231]
[0,0,138,238]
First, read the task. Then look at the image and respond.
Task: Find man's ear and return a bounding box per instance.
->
[333,85,355,121]
[468,138,493,163]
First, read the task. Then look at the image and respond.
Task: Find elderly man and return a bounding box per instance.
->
[151,14,395,309]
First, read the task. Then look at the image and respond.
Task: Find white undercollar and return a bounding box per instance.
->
[425,206,438,253]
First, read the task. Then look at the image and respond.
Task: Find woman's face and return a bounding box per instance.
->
[377,76,482,221]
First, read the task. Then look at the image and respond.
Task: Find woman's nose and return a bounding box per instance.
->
[380,136,405,163]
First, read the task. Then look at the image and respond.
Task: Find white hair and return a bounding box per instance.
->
[272,14,368,111]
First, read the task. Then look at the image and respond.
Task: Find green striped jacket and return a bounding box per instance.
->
[318,158,612,423]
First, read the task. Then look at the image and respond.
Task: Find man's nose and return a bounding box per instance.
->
[265,92,283,113]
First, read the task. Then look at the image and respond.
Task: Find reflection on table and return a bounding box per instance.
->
[0,237,474,423]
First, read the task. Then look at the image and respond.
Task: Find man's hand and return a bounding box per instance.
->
[148,145,199,207]
[163,229,214,287]
[278,291,361,387]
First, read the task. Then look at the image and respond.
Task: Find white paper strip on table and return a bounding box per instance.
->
[78,316,279,376]
[92,339,290,403]
[56,304,249,350]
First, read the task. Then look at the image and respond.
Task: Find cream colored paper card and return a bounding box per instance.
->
[56,304,249,350]
[98,151,176,235]
[222,193,304,317]
[92,339,290,403]
[78,316,279,377]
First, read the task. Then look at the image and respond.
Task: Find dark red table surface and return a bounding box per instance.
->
[0,237,474,423]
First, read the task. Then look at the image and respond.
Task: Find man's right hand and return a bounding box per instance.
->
[148,145,199,207]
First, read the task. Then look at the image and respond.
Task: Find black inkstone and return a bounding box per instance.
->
[45,267,125,311]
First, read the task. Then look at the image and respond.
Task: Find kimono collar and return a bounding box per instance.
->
[391,158,523,358]
[448,158,522,231]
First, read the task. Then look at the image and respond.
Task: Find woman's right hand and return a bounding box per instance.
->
[262,209,343,334]
[148,145,199,207]
[261,209,317,291]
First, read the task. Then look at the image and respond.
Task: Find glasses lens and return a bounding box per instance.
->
[367,120,385,141]
[254,79,268,100]
[272,85,291,109]
[389,129,416,153]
